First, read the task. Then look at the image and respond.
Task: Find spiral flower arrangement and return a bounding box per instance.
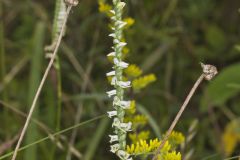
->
[106,0,132,159]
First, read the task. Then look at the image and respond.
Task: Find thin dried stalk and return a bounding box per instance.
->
[10,4,76,160]
[152,63,218,160]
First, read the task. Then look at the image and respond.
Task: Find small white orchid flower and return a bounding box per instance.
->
[106,71,115,76]
[106,90,116,97]
[110,143,120,153]
[117,150,130,159]
[117,81,131,88]
[107,52,116,57]
[109,135,118,143]
[113,58,129,68]
[107,111,117,118]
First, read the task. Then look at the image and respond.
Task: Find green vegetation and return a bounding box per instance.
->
[0,0,240,159]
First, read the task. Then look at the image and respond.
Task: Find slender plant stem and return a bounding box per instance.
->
[50,1,66,158]
[52,0,66,133]
[10,5,73,160]
[1,115,105,160]
[152,74,205,160]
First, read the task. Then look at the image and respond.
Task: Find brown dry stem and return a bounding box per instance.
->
[152,63,217,160]
[10,4,76,160]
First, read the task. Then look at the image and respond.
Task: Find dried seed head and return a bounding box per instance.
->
[200,62,218,81]
[65,0,79,6]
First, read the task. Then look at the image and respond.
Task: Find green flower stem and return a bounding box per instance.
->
[113,0,126,150]
[50,0,65,158]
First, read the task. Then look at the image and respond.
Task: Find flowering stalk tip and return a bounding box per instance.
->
[106,0,132,159]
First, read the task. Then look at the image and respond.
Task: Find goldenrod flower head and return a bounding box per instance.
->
[98,1,112,16]
[222,119,240,156]
[158,151,181,160]
[168,131,185,145]
[132,74,157,90]
[125,64,143,78]
[126,139,170,155]
[222,131,238,156]
[127,139,156,154]
[129,131,150,143]
[123,47,130,56]
[123,17,135,28]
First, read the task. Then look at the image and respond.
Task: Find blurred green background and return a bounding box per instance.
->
[0,0,240,159]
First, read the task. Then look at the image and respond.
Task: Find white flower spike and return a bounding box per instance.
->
[106,0,132,157]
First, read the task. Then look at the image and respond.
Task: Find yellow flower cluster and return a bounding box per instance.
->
[222,119,240,156]
[132,74,157,90]
[129,131,150,144]
[123,17,135,29]
[127,139,162,154]
[168,131,185,145]
[98,1,112,16]
[125,64,143,78]
[158,151,181,160]
[127,139,173,156]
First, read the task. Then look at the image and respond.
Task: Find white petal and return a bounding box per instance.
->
[116,20,127,29]
[107,52,116,57]
[109,10,115,14]
[118,61,129,68]
[109,135,118,143]
[113,58,129,68]
[106,90,116,97]
[117,150,130,159]
[110,143,120,153]
[118,42,127,47]
[114,39,120,44]
[111,16,116,21]
[107,111,117,118]
[120,100,131,109]
[113,97,131,109]
[118,22,127,29]
[106,71,115,76]
[108,33,116,38]
[120,122,132,131]
[118,81,131,88]
[117,2,126,10]
[112,118,121,127]
[111,76,117,85]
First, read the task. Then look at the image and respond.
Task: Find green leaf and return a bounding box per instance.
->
[200,63,240,112]
[205,25,226,51]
